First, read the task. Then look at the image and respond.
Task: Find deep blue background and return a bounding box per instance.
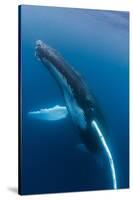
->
[20,5,129,195]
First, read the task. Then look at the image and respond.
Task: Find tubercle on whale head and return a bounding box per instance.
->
[36,40,47,49]
[35,40,49,60]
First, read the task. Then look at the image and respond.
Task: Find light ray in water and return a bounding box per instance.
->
[91,120,117,189]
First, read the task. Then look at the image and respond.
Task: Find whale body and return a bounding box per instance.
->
[34,40,104,152]
[29,40,117,189]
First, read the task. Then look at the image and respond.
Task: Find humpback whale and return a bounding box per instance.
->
[29,40,117,189]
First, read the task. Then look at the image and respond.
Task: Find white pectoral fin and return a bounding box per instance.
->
[28,105,68,121]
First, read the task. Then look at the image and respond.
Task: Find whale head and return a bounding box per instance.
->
[35,40,50,61]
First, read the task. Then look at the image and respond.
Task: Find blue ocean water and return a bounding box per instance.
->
[20,5,129,195]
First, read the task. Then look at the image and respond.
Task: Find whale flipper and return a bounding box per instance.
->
[28,105,68,121]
